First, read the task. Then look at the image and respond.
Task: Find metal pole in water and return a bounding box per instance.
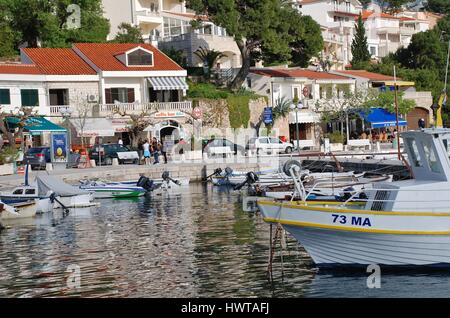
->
[393,66,401,160]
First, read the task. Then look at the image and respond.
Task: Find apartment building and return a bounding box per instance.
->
[102,0,242,70]
[362,10,430,59]
[295,0,363,70]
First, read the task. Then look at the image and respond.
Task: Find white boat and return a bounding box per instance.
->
[258,129,450,267]
[0,200,37,220]
[36,175,94,209]
[0,185,53,213]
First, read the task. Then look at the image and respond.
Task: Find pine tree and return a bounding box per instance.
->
[351,13,371,69]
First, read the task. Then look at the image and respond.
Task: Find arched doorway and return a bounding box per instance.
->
[159,120,181,142]
[407,107,430,130]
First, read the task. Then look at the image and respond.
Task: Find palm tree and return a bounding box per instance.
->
[193,47,226,79]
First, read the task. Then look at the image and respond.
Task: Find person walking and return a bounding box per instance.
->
[152,137,160,164]
[143,139,151,165]
[161,139,168,164]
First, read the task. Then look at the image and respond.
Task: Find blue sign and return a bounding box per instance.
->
[51,133,68,163]
[263,107,273,125]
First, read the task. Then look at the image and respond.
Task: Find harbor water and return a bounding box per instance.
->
[1,183,450,298]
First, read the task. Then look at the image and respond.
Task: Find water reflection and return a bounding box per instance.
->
[2,184,450,297]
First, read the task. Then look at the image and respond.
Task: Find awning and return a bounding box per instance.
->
[70,118,115,137]
[147,77,189,90]
[288,110,320,124]
[359,108,407,129]
[6,117,66,133]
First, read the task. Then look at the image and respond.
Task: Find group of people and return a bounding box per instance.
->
[350,129,398,143]
[138,137,167,165]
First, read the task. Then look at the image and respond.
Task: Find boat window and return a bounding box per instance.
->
[406,138,422,167]
[12,189,23,195]
[25,189,35,195]
[422,138,441,173]
[443,139,450,157]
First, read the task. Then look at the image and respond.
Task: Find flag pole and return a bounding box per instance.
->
[394,65,401,160]
[437,40,449,129]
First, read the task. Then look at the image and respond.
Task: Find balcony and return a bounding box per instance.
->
[135,7,163,25]
[98,101,192,116]
[377,27,400,34]
[378,43,401,57]
[323,31,344,44]
[400,27,416,35]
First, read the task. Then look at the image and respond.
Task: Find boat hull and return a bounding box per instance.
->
[285,225,450,266]
[89,190,146,199]
[258,200,450,266]
[54,194,94,209]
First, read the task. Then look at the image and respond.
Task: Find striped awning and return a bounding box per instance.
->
[147,77,189,90]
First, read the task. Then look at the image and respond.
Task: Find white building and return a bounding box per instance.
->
[296,0,363,70]
[245,67,356,147]
[101,0,242,70]
[0,43,191,147]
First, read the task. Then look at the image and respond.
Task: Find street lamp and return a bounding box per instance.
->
[59,106,73,151]
[290,100,304,152]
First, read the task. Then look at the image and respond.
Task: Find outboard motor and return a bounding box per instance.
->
[224,167,234,177]
[234,171,260,191]
[162,171,181,186]
[138,176,156,192]
[205,168,223,180]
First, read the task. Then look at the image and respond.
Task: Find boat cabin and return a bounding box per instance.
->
[367,129,450,212]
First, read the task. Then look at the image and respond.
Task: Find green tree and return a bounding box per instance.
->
[2,0,109,52]
[364,90,416,115]
[186,0,323,91]
[351,13,371,69]
[379,0,409,14]
[193,47,225,79]
[112,23,144,43]
[161,47,187,68]
[426,0,450,14]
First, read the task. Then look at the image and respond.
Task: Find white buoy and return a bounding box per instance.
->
[112,158,119,166]
[45,163,53,171]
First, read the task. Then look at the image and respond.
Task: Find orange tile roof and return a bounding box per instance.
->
[360,10,399,20]
[399,16,416,21]
[0,64,41,75]
[334,70,398,81]
[22,48,97,75]
[251,69,350,80]
[73,43,184,72]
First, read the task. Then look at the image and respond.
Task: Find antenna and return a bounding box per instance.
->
[393,65,401,160]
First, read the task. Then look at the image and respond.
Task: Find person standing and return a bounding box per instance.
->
[152,137,160,164]
[118,138,123,146]
[161,139,168,164]
[137,138,144,165]
[143,139,151,165]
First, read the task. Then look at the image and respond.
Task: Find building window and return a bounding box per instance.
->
[369,46,376,56]
[21,89,39,107]
[49,89,69,106]
[0,89,11,104]
[105,88,135,104]
[127,49,153,66]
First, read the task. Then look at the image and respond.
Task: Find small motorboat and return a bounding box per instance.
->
[0,165,53,213]
[79,176,155,199]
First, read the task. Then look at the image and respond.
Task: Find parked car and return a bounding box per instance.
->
[24,147,81,170]
[203,138,246,157]
[89,144,139,165]
[246,137,294,154]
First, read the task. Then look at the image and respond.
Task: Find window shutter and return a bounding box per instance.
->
[105,88,112,104]
[127,88,135,103]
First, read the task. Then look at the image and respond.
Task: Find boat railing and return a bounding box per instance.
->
[340,187,450,206]
[302,179,363,201]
